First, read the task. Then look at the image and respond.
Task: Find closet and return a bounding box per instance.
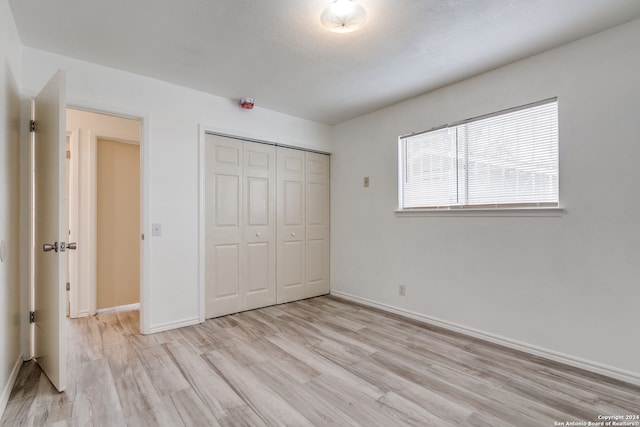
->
[204,134,329,318]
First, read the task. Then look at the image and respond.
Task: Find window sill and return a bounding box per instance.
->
[395,207,565,217]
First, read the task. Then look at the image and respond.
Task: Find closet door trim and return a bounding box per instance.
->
[204,131,331,156]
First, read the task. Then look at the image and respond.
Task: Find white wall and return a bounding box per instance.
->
[21,48,331,334]
[0,0,23,415]
[331,19,640,382]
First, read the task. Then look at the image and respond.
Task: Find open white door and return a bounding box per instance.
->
[33,70,67,392]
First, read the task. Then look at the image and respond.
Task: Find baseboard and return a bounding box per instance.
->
[0,356,23,419]
[96,303,140,314]
[148,316,200,334]
[73,309,91,318]
[331,290,640,387]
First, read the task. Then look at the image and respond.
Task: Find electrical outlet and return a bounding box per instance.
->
[399,284,406,296]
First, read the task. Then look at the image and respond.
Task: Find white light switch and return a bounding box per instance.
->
[152,223,162,236]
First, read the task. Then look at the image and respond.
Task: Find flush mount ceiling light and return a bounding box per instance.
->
[321,0,367,33]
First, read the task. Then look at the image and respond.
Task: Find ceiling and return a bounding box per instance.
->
[9,0,640,125]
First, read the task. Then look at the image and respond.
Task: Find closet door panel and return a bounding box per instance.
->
[283,181,304,225]
[282,240,304,285]
[247,242,270,291]
[215,175,240,227]
[277,148,306,303]
[205,135,243,318]
[243,143,276,310]
[305,152,330,297]
[212,244,241,297]
[306,238,325,283]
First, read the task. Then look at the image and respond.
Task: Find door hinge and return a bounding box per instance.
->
[141,233,145,241]
[29,311,35,324]
[30,120,36,133]
[66,282,70,291]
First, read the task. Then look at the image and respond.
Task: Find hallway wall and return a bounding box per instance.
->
[96,138,140,309]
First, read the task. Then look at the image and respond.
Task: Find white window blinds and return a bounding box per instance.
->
[399,99,558,209]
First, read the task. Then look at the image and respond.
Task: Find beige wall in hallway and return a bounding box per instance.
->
[97,139,140,309]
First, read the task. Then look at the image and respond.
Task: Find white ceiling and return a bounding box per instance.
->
[9,0,640,125]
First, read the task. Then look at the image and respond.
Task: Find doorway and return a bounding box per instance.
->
[66,108,142,321]
[26,71,148,392]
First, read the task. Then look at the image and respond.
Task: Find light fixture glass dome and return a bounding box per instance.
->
[321,0,367,33]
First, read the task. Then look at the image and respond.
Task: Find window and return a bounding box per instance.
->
[398,98,558,210]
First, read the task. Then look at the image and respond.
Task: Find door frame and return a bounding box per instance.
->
[67,115,141,318]
[65,101,150,334]
[66,129,78,318]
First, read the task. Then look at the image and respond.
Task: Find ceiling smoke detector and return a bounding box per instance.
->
[240,98,255,110]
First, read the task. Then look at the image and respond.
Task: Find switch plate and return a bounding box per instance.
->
[399,284,406,296]
[152,223,162,236]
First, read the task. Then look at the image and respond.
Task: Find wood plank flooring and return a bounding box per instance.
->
[2,296,639,426]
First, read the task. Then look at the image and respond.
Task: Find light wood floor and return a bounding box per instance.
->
[2,296,639,426]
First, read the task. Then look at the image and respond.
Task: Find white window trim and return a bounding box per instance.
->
[395,206,565,217]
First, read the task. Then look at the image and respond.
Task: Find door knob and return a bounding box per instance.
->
[43,242,58,252]
[256,233,261,237]
[291,232,296,237]
[67,242,77,250]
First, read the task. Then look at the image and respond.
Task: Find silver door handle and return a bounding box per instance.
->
[67,242,77,250]
[43,242,58,252]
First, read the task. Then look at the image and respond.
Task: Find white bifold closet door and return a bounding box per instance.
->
[276,148,307,303]
[304,152,330,298]
[276,148,331,303]
[205,134,276,318]
[205,135,329,318]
